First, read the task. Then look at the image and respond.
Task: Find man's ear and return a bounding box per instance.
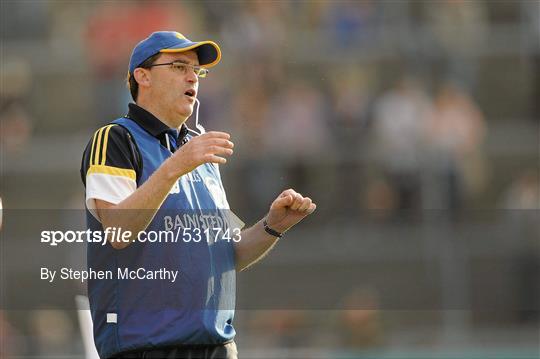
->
[133,68,151,89]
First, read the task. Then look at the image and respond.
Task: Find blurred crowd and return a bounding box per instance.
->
[1,0,538,218]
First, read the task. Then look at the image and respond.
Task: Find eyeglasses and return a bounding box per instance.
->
[146,62,209,78]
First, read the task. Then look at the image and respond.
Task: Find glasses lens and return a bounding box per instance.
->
[170,63,208,78]
[197,68,208,78]
[170,63,185,72]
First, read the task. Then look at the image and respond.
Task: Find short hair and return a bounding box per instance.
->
[127,53,162,101]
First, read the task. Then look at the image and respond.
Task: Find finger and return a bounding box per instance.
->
[207,138,234,148]
[204,154,227,164]
[280,188,297,198]
[208,146,234,156]
[290,194,304,211]
[297,197,312,212]
[271,195,293,209]
[203,131,231,139]
[307,203,317,214]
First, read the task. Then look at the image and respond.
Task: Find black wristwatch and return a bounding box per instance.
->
[263,219,283,238]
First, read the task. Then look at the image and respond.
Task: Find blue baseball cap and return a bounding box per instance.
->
[128,31,221,74]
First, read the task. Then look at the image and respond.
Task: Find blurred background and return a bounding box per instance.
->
[1,0,539,358]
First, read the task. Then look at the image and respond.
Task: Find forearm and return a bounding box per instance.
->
[98,159,180,249]
[234,189,316,271]
[234,219,280,271]
[96,131,234,249]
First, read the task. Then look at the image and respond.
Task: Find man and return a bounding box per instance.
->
[80,31,316,359]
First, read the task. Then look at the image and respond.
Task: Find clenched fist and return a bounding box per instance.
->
[266,189,316,234]
[166,131,234,177]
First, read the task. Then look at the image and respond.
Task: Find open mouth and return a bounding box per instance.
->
[184,89,196,97]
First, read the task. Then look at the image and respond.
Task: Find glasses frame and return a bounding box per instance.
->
[145,61,210,78]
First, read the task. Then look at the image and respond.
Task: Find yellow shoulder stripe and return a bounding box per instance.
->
[91,124,117,166]
[100,125,115,165]
[89,128,100,167]
[87,165,136,180]
[93,126,106,166]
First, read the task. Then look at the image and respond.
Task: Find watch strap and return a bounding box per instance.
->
[263,219,283,238]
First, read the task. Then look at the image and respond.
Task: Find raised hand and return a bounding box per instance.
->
[265,188,316,234]
[167,131,234,176]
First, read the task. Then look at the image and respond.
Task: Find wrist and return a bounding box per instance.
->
[161,158,182,182]
[263,219,283,238]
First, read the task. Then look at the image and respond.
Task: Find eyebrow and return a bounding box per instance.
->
[172,59,199,66]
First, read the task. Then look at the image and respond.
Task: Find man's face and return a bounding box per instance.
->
[147,50,200,125]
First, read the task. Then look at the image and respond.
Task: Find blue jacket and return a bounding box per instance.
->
[87,117,237,358]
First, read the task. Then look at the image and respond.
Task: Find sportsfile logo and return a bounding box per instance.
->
[40,226,242,247]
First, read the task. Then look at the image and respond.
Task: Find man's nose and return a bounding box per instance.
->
[186,69,198,83]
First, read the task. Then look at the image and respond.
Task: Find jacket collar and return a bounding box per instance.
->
[126,103,188,143]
